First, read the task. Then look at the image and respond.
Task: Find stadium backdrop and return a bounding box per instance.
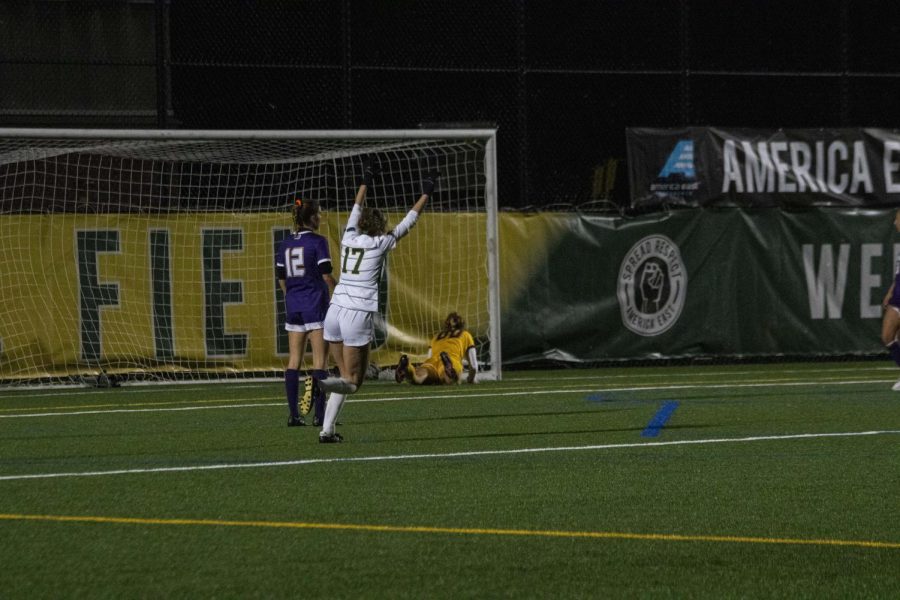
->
[5,128,900,378]
[1,210,895,377]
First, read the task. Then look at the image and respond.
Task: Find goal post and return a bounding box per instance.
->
[0,128,501,385]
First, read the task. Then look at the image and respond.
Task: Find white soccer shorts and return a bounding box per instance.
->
[323,305,374,347]
[285,321,324,333]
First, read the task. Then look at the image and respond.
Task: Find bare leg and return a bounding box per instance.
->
[881,309,900,386]
[320,342,363,437]
[341,343,369,390]
[287,331,308,370]
[308,328,327,370]
[881,308,900,346]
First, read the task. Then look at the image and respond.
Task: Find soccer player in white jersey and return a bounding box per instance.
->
[317,158,438,442]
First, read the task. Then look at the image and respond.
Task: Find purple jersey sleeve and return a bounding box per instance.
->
[315,233,331,268]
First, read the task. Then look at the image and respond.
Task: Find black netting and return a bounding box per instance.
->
[3,0,900,209]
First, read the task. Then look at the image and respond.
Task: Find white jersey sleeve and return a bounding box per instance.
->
[388,210,420,242]
[330,207,420,312]
[344,204,362,235]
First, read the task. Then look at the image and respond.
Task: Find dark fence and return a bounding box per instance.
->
[3,0,900,209]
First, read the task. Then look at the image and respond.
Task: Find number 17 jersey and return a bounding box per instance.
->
[331,204,420,312]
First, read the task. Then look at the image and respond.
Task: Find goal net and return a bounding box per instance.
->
[0,128,501,386]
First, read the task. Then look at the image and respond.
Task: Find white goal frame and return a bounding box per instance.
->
[0,127,502,385]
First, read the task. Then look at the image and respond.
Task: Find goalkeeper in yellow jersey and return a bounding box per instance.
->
[395,312,478,385]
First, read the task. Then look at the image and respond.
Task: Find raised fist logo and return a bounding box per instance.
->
[639,261,665,313]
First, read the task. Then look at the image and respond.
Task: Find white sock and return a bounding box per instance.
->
[321,393,346,435]
[319,377,358,394]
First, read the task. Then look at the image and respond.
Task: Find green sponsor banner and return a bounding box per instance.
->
[500,208,895,363]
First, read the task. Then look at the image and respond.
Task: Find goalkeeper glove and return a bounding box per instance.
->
[421,171,439,196]
[360,156,380,187]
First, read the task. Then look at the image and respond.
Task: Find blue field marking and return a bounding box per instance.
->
[641,401,680,437]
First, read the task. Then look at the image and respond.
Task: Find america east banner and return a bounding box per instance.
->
[627,128,900,209]
[499,208,895,364]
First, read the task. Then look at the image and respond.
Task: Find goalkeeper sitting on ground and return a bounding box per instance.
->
[395,312,478,385]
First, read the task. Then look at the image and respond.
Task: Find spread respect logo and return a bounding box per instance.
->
[617,235,687,336]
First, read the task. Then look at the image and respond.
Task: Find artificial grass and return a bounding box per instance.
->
[1,363,898,597]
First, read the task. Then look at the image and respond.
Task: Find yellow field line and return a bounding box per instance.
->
[0,513,897,550]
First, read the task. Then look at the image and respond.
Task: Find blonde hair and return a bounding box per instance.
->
[358,207,387,235]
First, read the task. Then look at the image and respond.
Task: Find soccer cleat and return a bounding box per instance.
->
[287,416,306,427]
[395,354,409,383]
[892,380,900,391]
[318,432,344,444]
[300,376,313,415]
[440,351,458,381]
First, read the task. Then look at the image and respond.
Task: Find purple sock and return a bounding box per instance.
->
[889,342,900,368]
[313,369,328,421]
[286,369,299,419]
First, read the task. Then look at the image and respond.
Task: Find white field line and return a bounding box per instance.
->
[505,365,900,382]
[1,364,896,400]
[346,377,896,405]
[0,402,283,418]
[0,430,897,482]
[0,377,896,419]
[0,383,275,399]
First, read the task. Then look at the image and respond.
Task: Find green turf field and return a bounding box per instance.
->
[1,362,899,598]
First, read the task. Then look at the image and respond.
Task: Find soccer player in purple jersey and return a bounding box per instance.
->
[276,198,335,426]
[881,209,900,391]
[316,158,438,443]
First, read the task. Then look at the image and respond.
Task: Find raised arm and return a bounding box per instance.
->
[389,171,439,241]
[346,157,379,232]
[355,156,379,207]
[354,184,368,206]
[411,170,439,213]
